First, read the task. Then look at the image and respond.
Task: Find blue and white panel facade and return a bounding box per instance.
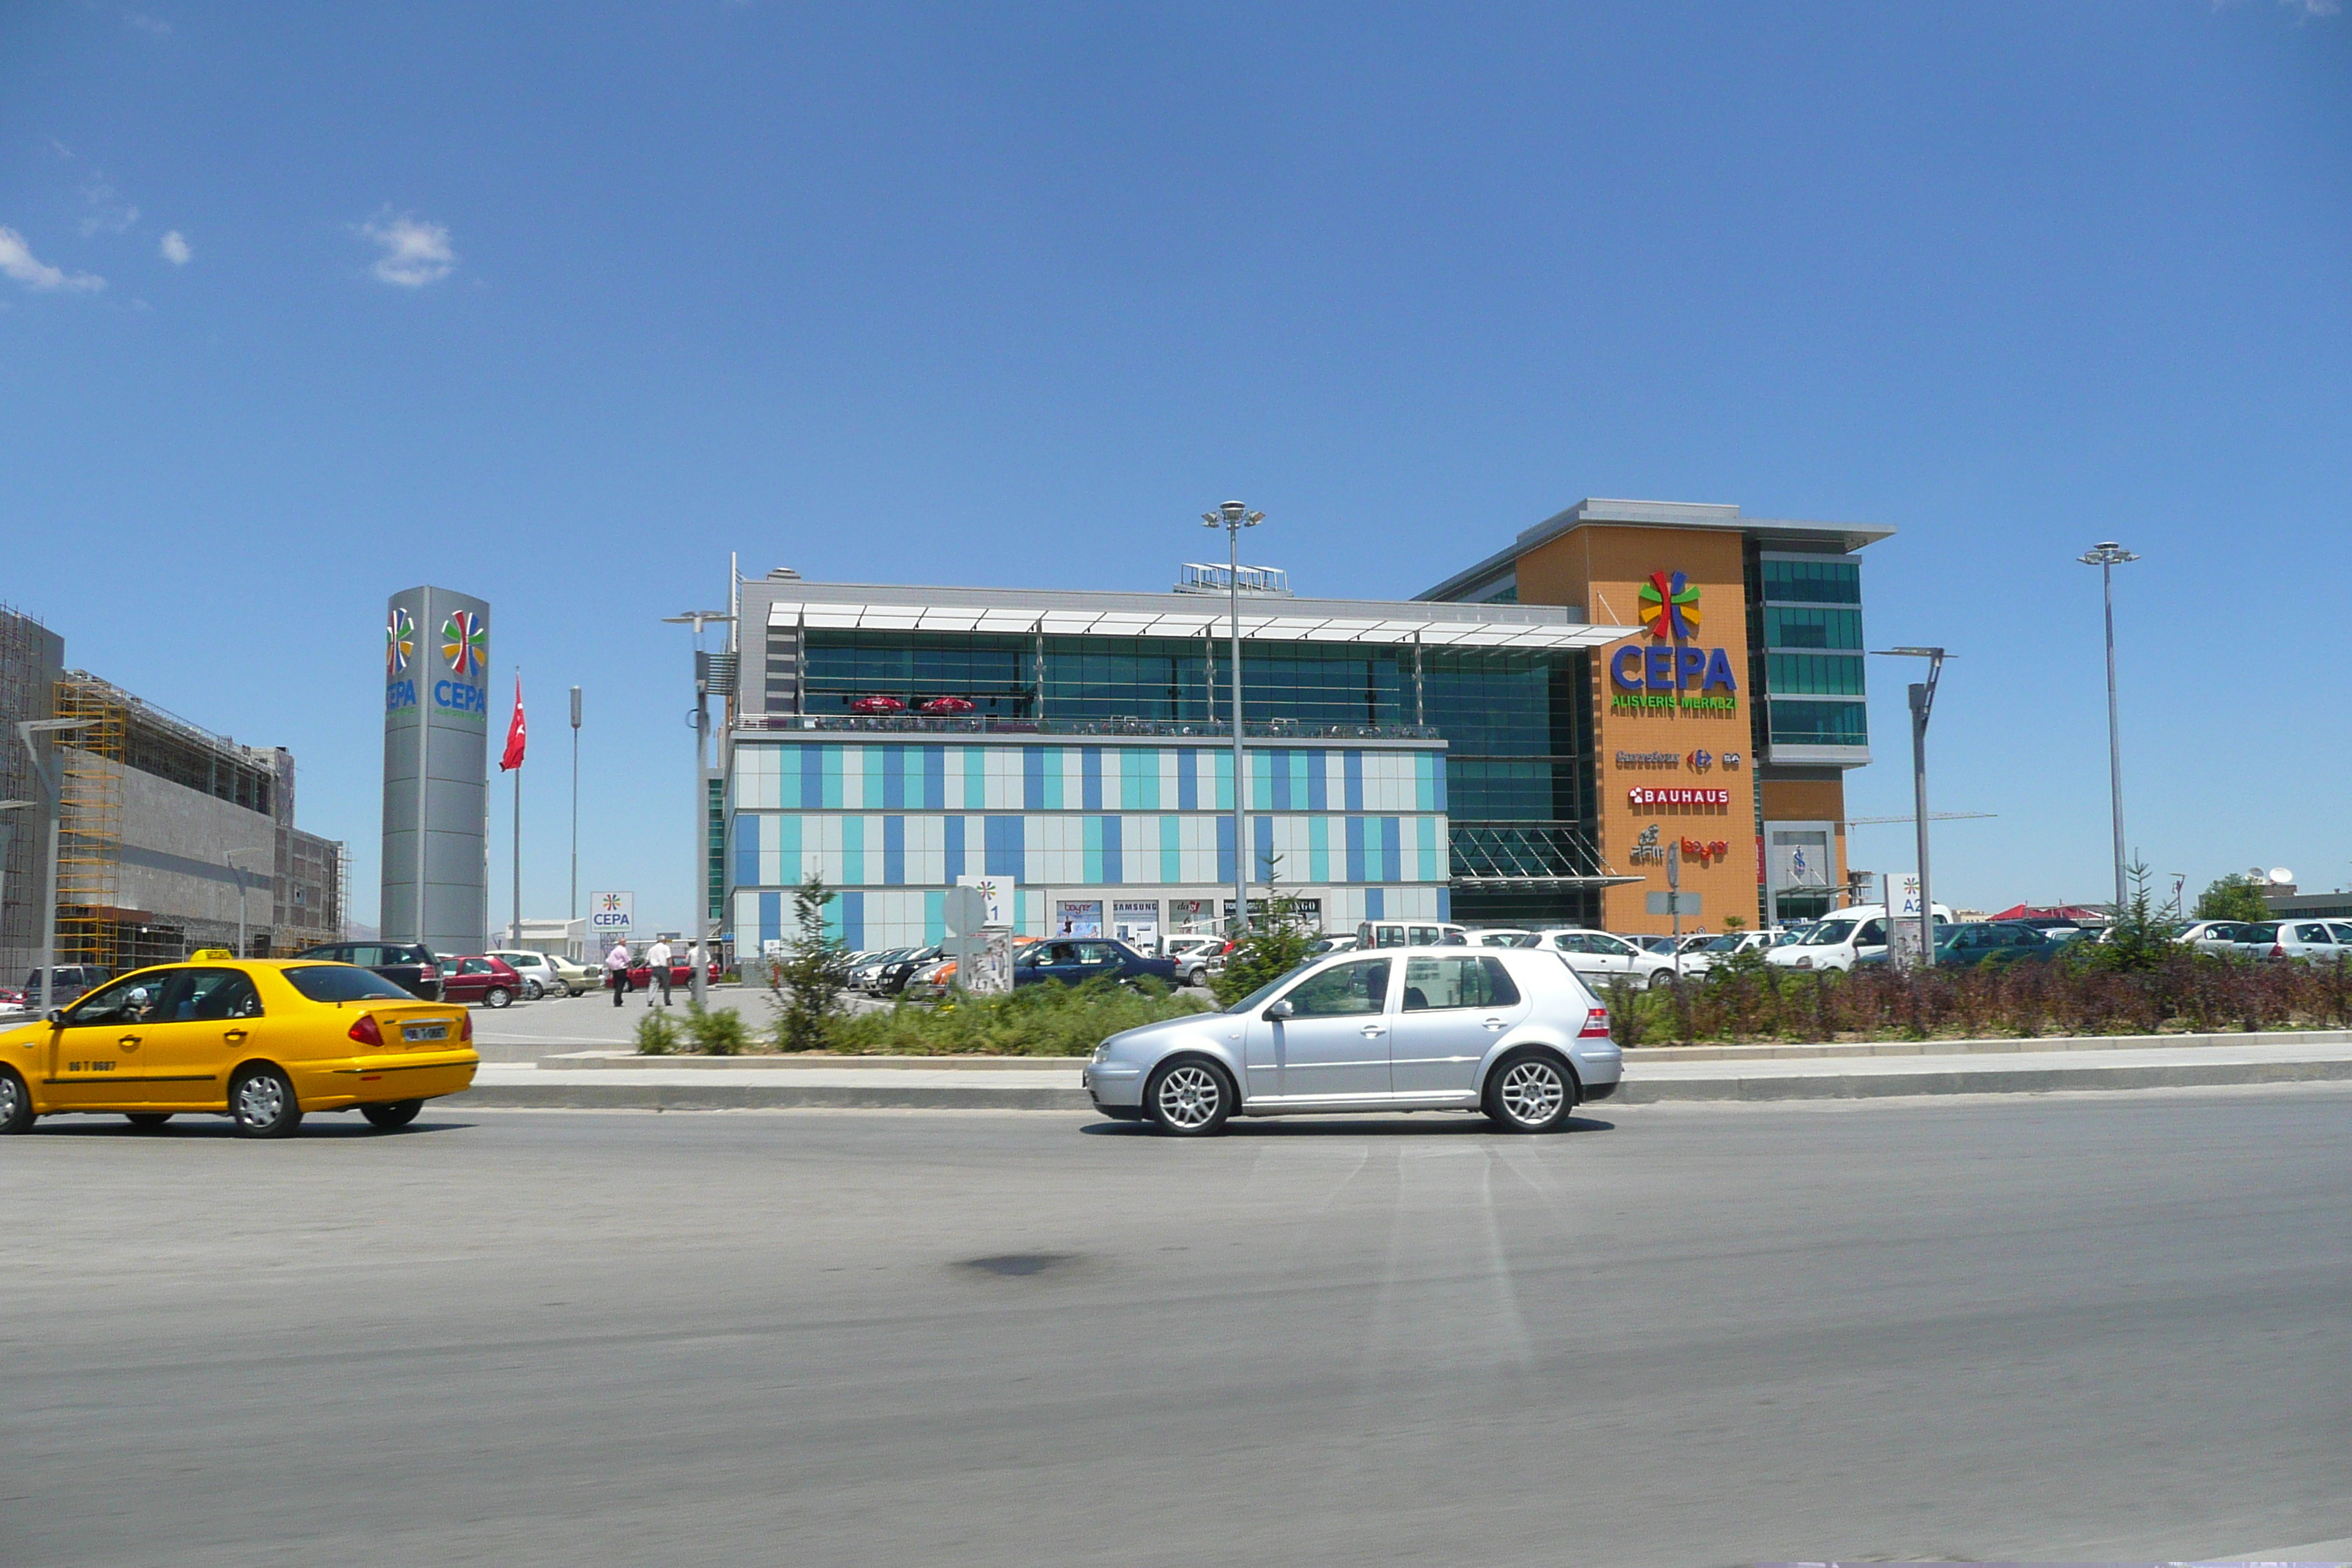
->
[725,738,1450,953]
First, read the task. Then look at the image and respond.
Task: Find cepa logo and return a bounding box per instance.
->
[386,607,415,676]
[1639,570,1701,640]
[442,611,487,678]
[600,894,625,913]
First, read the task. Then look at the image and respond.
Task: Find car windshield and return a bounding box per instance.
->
[1700,934,1744,953]
[1224,961,1317,1014]
[281,965,420,1003]
[1798,920,1858,946]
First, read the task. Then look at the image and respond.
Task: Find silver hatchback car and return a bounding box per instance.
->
[1082,946,1621,1136]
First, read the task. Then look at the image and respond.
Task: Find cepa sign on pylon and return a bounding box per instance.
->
[589,891,635,938]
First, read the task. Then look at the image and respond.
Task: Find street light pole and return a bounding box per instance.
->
[570,685,582,955]
[664,611,734,1009]
[17,718,92,1015]
[225,847,270,958]
[1202,501,1263,936]
[2078,541,2138,913]
[1869,647,1948,969]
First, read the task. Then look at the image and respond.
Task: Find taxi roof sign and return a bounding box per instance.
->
[189,947,235,960]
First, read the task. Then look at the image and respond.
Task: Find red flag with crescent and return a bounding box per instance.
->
[500,676,527,771]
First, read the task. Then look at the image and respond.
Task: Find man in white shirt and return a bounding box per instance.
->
[644,937,674,1007]
[605,941,633,1008]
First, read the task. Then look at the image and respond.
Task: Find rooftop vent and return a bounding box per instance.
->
[1174,563,1291,596]
[767,567,802,580]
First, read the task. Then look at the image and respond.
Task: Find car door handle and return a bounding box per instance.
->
[222,1029,248,1043]
[1481,1017,1506,1030]
[117,1034,141,1049]
[1359,1024,1387,1038]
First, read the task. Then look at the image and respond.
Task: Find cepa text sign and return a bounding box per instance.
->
[589,891,635,936]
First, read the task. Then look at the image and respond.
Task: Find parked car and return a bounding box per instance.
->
[875,945,943,996]
[1677,929,1783,977]
[1161,934,1233,985]
[1015,938,1177,990]
[1304,934,1359,957]
[1465,928,1536,949]
[1930,921,2061,969]
[850,947,915,993]
[486,949,591,999]
[2176,920,2257,955]
[440,955,525,1008]
[2235,920,2352,963]
[1082,945,1621,1136]
[290,941,442,1000]
[1525,928,1682,988]
[900,955,958,1000]
[1354,920,1469,950]
[626,955,723,992]
[18,965,113,1009]
[1764,905,1955,973]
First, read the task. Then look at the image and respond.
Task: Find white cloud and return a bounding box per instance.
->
[79,176,139,236]
[2284,0,2340,15]
[159,229,191,265]
[358,210,456,287]
[0,227,104,292]
[123,10,172,37]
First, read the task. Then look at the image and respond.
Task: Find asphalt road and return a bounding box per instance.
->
[7,1087,2351,1567]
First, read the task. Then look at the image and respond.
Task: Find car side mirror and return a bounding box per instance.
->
[45,1009,64,1025]
[1262,999,1294,1021]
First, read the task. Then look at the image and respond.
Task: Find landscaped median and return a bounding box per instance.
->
[446,1029,2352,1113]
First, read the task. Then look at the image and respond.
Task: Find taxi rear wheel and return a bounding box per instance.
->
[229,1066,304,1139]
[361,1099,423,1129]
[0,1068,33,1134]
[483,985,514,1009]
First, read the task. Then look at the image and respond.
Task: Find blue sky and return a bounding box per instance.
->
[2,1,2346,932]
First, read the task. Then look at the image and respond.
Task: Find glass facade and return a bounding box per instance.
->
[1762,606,1863,651]
[1752,551,1867,754]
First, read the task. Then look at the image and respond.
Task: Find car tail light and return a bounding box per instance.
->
[347,1013,384,1047]
[420,965,439,980]
[1578,1007,1612,1040]
[459,1011,473,1043]
[2270,943,2285,960]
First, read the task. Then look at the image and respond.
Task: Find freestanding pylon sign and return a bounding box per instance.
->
[382,586,491,956]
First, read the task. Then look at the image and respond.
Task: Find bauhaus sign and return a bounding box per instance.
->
[1610,570,1738,713]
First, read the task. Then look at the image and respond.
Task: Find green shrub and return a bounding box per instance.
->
[684,1003,749,1056]
[634,1010,681,1055]
[823,975,1209,1056]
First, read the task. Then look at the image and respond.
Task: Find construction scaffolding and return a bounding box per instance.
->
[51,674,127,973]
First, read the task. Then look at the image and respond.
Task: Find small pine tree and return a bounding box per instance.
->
[1207,862,1322,1008]
[2088,858,2174,973]
[770,872,845,1051]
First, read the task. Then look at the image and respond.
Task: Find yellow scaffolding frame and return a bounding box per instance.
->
[52,675,125,973]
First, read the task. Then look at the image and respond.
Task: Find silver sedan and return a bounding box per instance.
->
[1082,946,1621,1137]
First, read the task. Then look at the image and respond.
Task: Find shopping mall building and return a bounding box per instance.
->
[717,497,1888,952]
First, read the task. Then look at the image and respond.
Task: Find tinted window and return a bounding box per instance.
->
[1281,959,1392,1017]
[2243,924,2279,943]
[1401,956,1522,1011]
[281,965,421,1003]
[1373,926,1406,949]
[1856,920,1887,945]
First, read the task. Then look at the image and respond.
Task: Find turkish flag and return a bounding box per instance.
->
[500,676,527,771]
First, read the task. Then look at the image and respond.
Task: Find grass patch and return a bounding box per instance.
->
[821,976,1209,1056]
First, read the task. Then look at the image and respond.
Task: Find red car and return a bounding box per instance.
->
[440,955,524,1009]
[624,957,723,992]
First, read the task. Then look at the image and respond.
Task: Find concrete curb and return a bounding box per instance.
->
[448,1054,2352,1112]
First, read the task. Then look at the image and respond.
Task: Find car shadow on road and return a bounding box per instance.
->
[1079,1115,1616,1138]
[32,1117,471,1139]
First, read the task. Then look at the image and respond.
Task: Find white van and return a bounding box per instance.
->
[1764,904,1954,973]
[1355,920,1469,950]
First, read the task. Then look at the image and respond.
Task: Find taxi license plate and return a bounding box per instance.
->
[403,1022,450,1043]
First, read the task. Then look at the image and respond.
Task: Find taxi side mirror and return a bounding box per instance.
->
[45,1009,64,1025]
[1262,998,1294,1021]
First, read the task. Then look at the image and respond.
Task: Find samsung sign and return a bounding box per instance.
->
[381,587,491,956]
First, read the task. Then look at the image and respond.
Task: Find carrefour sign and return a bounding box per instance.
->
[1610,570,1738,713]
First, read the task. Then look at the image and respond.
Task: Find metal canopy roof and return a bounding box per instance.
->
[766,596,1632,650]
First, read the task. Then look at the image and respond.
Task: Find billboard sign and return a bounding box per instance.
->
[382,586,491,957]
[588,891,636,941]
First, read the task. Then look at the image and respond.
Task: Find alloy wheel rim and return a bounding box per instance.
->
[1157,1066,1221,1128]
[237,1074,284,1126]
[1499,1060,1564,1125]
[0,1076,18,1121]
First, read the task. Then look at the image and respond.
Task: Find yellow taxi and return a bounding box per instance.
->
[0,954,479,1138]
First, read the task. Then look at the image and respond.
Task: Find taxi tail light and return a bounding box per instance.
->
[347,1013,385,1047]
[459,1011,473,1043]
[1578,1006,1612,1040]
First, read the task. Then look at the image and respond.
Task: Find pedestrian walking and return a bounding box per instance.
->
[605,939,633,1008]
[644,936,674,1007]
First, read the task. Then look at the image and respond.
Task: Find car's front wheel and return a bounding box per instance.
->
[0,1068,34,1134]
[229,1066,304,1139]
[1483,1049,1576,1134]
[483,985,513,1009]
[1646,968,1676,990]
[1145,1057,1235,1137]
[522,979,545,1000]
[361,1099,423,1128]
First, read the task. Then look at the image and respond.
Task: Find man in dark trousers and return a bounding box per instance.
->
[605,939,633,1007]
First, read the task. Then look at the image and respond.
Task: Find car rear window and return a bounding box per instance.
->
[281,965,420,1003]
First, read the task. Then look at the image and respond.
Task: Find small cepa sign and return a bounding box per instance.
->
[1628,786,1730,807]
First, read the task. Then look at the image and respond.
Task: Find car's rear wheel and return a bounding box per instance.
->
[361,1099,423,1129]
[124,1112,173,1130]
[1483,1049,1575,1134]
[1145,1058,1235,1137]
[483,985,513,1009]
[0,1068,34,1134]
[522,979,545,1000]
[230,1066,304,1139]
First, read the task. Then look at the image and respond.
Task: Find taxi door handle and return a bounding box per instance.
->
[222,1029,249,1043]
[117,1034,141,1050]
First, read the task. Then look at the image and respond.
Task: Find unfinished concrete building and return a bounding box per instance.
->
[1,606,346,981]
